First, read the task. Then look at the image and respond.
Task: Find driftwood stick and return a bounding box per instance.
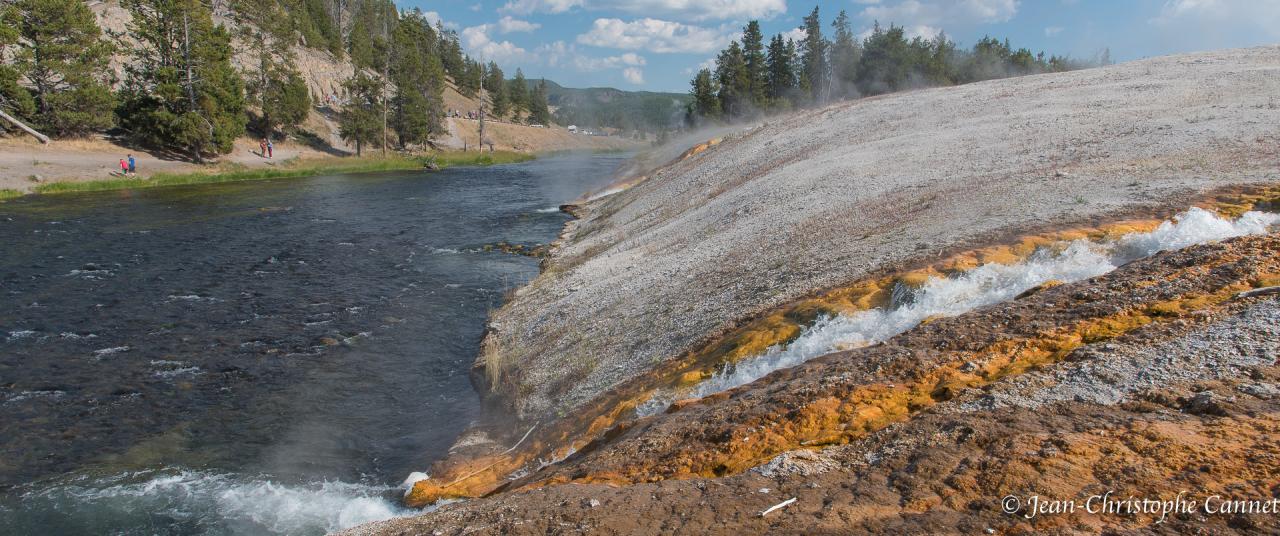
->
[1235,286,1280,300]
[0,107,50,144]
[441,422,540,489]
[760,497,797,516]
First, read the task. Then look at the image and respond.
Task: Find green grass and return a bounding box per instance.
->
[0,189,22,201]
[28,150,535,196]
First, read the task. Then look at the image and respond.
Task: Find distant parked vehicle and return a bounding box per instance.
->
[567,125,578,133]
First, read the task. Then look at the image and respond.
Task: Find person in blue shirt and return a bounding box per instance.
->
[127,154,136,176]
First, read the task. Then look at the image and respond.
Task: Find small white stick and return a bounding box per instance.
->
[760,497,797,517]
[1235,286,1280,300]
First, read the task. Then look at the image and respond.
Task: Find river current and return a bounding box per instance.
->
[0,153,629,534]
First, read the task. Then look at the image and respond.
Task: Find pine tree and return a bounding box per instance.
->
[389,9,445,147]
[920,32,957,85]
[687,68,719,123]
[118,0,246,162]
[829,10,860,99]
[232,0,310,137]
[460,59,484,97]
[741,20,767,109]
[484,61,508,118]
[8,0,116,137]
[856,23,911,94]
[508,68,528,115]
[338,71,383,156]
[346,0,396,71]
[282,0,342,57]
[348,17,375,69]
[800,6,828,104]
[715,41,749,118]
[0,3,36,134]
[437,26,465,79]
[528,79,550,125]
[765,34,795,107]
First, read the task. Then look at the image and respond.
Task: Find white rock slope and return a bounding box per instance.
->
[481,45,1280,420]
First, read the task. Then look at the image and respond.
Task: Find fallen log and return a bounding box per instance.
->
[0,107,50,144]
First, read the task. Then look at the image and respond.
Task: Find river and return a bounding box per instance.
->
[0,153,630,534]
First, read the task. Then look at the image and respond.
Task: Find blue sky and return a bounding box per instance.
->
[401,0,1280,93]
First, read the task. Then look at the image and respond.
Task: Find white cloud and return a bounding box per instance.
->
[860,0,1019,26]
[1044,25,1063,36]
[500,0,583,15]
[499,0,783,21]
[622,67,645,84]
[781,27,806,43]
[538,41,648,72]
[856,23,942,42]
[421,11,458,29]
[1151,0,1280,27]
[605,0,785,21]
[497,16,541,33]
[906,24,942,39]
[618,52,646,66]
[577,18,730,54]
[1146,0,1280,52]
[462,24,533,64]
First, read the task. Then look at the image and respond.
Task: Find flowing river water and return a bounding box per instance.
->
[0,153,630,535]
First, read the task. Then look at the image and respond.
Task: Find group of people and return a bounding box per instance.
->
[450,109,481,120]
[259,138,274,158]
[117,154,136,177]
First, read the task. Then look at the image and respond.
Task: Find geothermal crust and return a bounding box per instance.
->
[346,46,1280,535]
[349,234,1280,534]
[481,45,1280,421]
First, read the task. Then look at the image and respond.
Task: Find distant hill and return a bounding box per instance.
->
[538,80,690,134]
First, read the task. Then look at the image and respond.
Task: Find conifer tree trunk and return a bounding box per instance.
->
[0,107,50,144]
[182,11,204,162]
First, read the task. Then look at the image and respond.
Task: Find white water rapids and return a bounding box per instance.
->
[637,208,1279,416]
[6,469,424,534]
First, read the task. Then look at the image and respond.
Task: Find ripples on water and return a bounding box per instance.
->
[0,154,629,534]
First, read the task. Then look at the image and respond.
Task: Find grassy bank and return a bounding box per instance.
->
[0,189,22,201]
[26,151,534,196]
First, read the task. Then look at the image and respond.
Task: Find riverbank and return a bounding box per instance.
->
[0,153,632,535]
[0,148,533,198]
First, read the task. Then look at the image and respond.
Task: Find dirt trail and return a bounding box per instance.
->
[0,137,335,192]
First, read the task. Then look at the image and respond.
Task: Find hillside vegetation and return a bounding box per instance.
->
[0,0,616,163]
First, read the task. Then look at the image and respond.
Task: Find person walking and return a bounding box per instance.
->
[266,138,273,159]
[127,154,136,176]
